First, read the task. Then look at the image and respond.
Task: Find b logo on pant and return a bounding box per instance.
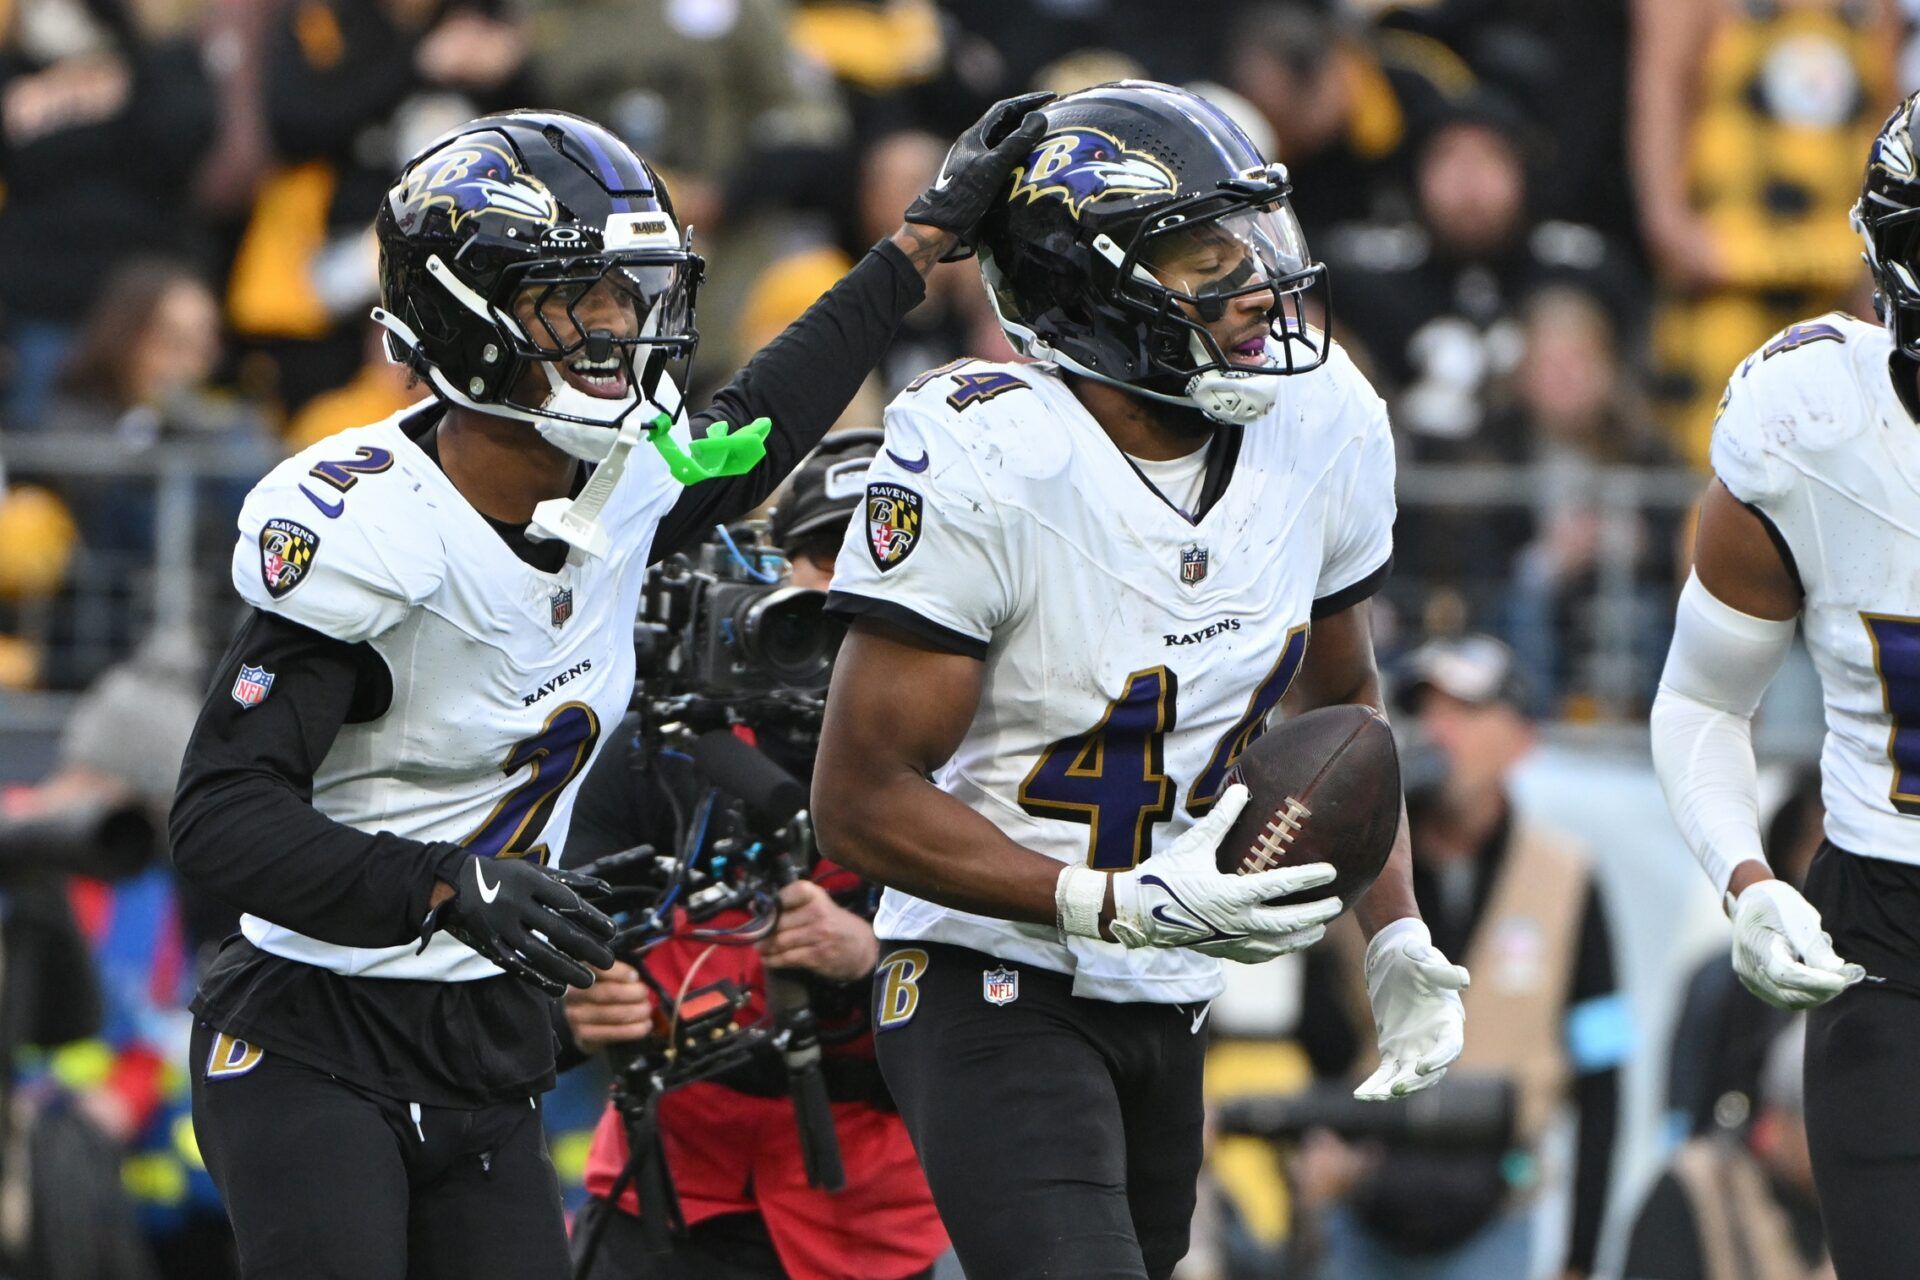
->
[875,949,930,1030]
[206,1032,264,1080]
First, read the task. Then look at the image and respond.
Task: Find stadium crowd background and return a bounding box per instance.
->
[0,0,1902,1276]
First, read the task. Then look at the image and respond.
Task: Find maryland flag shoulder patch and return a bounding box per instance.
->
[866,482,922,571]
[260,517,319,599]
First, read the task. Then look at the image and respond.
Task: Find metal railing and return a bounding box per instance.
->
[0,435,1712,767]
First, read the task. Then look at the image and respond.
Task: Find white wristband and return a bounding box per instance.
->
[1055,864,1106,940]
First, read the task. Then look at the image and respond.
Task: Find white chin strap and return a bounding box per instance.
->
[524,363,687,563]
[370,303,685,562]
[1182,332,1278,425]
[529,359,642,462]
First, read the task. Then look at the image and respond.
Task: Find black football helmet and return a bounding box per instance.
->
[1855,90,1920,357]
[373,110,702,443]
[976,80,1330,425]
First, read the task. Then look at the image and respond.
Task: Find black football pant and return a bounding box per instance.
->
[570,1197,939,1280]
[571,1202,784,1280]
[190,1020,569,1280]
[1803,845,1920,1280]
[873,942,1209,1280]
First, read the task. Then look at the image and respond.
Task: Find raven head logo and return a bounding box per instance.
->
[1008,128,1178,218]
[396,138,559,233]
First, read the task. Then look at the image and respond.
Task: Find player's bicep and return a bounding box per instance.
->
[1692,479,1801,622]
[819,622,984,785]
[1285,602,1386,716]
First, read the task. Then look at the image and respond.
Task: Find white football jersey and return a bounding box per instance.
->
[230,402,677,980]
[1712,312,1920,865]
[828,350,1396,1004]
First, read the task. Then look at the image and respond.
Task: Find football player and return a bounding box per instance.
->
[1651,90,1920,1280]
[168,101,1045,1279]
[812,81,1471,1280]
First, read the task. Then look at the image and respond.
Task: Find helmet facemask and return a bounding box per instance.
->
[1109,185,1330,422]
[375,216,703,462]
[489,237,702,458]
[983,160,1331,426]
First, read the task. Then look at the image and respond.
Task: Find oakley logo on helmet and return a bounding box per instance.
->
[396,138,558,232]
[1008,128,1177,218]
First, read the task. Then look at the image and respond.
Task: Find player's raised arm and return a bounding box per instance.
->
[1651,477,1864,1009]
[644,93,1054,563]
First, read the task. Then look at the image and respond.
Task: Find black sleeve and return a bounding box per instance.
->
[169,610,468,948]
[646,239,926,563]
[1620,1172,1706,1280]
[1566,883,1623,1274]
[1312,556,1393,619]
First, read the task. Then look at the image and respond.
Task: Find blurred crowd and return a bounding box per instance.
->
[0,0,1912,710]
[0,0,1910,1276]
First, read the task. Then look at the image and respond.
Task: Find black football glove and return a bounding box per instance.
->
[905,90,1055,261]
[420,855,617,997]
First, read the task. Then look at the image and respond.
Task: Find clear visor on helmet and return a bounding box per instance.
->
[496,253,697,361]
[1136,204,1313,312]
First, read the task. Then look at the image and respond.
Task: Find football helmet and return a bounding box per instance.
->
[373,111,702,459]
[1854,91,1920,358]
[976,80,1330,425]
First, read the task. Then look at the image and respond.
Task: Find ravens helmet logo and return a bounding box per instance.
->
[1008,128,1178,218]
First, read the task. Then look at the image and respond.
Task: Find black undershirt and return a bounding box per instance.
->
[175,240,926,1107]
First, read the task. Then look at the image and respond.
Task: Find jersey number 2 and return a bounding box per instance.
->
[1017,628,1310,870]
[462,702,602,859]
[1864,614,1920,815]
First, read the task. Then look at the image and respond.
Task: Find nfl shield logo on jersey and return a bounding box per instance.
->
[982,965,1019,1006]
[231,664,274,709]
[1180,543,1209,586]
[259,518,319,599]
[550,587,573,629]
[867,482,923,571]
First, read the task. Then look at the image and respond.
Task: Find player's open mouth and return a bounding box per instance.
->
[1229,333,1271,363]
[561,353,629,398]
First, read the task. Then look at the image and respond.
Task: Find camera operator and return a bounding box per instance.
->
[562,431,947,1280]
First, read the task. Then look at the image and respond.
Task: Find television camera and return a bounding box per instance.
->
[570,525,851,1272]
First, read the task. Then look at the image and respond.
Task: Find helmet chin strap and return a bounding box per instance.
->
[528,357,642,462]
[1034,332,1280,426]
[1183,333,1280,426]
[525,354,690,563]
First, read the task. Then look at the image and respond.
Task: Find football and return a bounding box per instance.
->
[1216,704,1402,909]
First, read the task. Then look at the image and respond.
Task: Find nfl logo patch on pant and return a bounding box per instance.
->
[982,965,1019,1006]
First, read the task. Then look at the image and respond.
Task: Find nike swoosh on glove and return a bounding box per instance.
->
[1355,918,1470,1101]
[420,855,617,998]
[904,90,1054,261]
[1057,784,1343,964]
[1731,879,1865,1011]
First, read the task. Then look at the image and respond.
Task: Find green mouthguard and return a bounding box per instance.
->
[646,412,772,484]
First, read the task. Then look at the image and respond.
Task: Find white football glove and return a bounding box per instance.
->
[1730,879,1864,1011]
[1355,918,1470,1102]
[1054,784,1343,964]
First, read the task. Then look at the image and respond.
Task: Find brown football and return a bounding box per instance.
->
[1217,704,1401,909]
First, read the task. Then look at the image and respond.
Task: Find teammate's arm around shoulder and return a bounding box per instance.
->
[1651,479,1863,1009]
[1284,602,1471,1100]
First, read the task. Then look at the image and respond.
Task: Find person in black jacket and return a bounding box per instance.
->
[168,100,1045,1279]
[0,0,217,427]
